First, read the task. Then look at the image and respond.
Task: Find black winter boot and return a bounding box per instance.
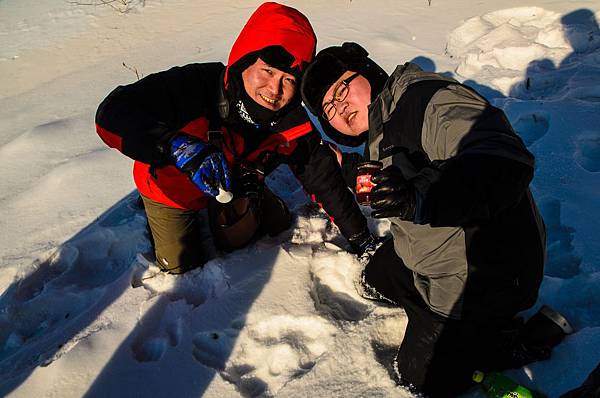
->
[520,305,573,358]
[492,306,573,370]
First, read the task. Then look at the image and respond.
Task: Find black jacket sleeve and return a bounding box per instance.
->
[340,151,364,188]
[403,83,536,227]
[413,154,534,227]
[95,62,224,165]
[291,131,368,239]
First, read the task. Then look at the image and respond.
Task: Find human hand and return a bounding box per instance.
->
[370,166,416,221]
[235,164,264,199]
[170,134,231,197]
[348,229,385,266]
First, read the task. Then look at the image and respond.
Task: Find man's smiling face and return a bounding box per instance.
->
[242,58,297,111]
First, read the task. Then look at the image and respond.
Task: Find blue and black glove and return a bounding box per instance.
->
[370,166,417,221]
[169,134,231,197]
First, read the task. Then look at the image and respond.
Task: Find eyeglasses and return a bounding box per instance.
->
[322,73,360,121]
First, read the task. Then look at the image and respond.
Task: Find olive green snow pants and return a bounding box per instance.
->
[141,189,291,274]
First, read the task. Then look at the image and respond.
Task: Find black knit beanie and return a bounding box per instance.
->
[301,42,388,147]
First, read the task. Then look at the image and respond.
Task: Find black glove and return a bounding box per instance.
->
[370,166,417,221]
[234,164,264,199]
[348,229,385,265]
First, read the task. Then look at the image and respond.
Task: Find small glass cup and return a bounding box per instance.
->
[355,161,382,206]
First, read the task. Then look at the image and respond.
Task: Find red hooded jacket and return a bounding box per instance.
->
[95,2,367,239]
[225,2,316,84]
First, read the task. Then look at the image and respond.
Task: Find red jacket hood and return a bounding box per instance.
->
[225,2,316,84]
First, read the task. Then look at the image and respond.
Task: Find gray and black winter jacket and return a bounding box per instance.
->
[348,63,546,320]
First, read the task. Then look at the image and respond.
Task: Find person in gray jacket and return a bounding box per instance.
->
[301,43,570,397]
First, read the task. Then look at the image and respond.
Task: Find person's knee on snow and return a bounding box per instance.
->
[142,195,212,274]
[258,189,293,237]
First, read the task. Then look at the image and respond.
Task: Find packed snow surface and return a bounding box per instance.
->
[1,1,599,397]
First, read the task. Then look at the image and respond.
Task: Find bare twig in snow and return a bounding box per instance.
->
[122,62,142,80]
[68,0,145,14]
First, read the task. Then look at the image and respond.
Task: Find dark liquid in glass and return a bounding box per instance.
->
[355,161,382,206]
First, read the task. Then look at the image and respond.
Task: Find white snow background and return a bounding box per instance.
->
[1,0,599,397]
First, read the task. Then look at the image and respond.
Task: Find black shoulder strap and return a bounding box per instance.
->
[207,74,228,151]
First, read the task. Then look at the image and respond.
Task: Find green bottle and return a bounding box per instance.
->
[473,371,537,398]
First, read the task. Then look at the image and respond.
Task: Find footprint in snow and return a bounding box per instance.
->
[192,328,239,370]
[98,193,146,228]
[212,315,336,397]
[130,296,190,363]
[538,197,582,279]
[9,245,77,303]
[129,260,230,363]
[9,227,120,304]
[568,86,600,103]
[0,225,134,366]
[513,111,550,147]
[575,134,600,172]
[0,193,148,375]
[0,276,104,378]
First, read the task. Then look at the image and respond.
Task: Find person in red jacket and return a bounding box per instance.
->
[95,2,375,274]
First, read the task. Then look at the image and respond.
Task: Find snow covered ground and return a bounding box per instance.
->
[1,0,599,396]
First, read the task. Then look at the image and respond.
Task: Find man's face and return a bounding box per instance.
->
[322,71,371,136]
[241,58,297,111]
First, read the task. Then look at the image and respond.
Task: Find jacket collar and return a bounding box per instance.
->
[367,63,458,160]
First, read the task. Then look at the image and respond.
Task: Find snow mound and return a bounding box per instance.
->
[447,7,600,96]
[309,250,373,321]
[132,255,230,307]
